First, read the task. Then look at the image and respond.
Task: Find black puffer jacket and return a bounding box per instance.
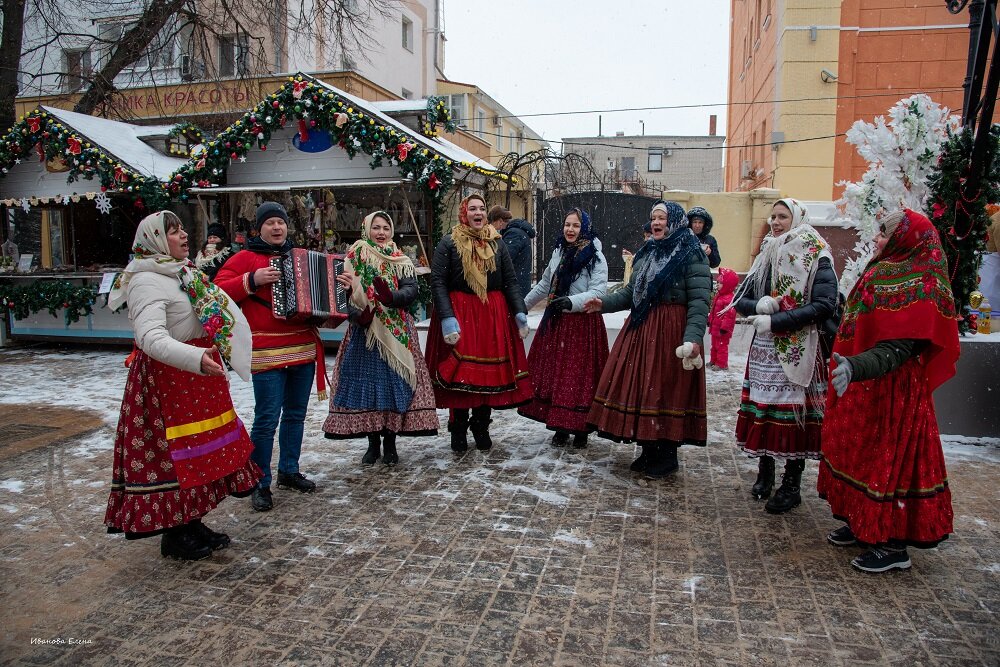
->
[687,207,721,269]
[346,275,418,326]
[431,234,526,319]
[735,256,839,335]
[500,219,536,296]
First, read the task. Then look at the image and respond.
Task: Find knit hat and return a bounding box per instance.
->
[880,210,906,239]
[487,205,512,223]
[255,201,289,231]
[206,223,227,241]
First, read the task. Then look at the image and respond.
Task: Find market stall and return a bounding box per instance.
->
[0,106,185,341]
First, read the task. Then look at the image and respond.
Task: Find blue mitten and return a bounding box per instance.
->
[442,317,461,345]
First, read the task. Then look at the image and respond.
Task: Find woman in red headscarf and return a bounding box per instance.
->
[818,209,960,574]
[426,194,532,452]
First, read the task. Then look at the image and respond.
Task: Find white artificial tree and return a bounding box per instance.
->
[835,94,960,294]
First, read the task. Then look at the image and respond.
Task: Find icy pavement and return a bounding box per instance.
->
[0,328,998,666]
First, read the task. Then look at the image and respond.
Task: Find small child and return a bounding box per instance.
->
[195,223,233,279]
[707,267,739,370]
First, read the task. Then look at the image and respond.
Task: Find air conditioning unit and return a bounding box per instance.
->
[606,158,616,170]
[491,115,501,127]
[752,167,766,179]
[740,160,753,179]
[179,54,202,81]
[664,149,673,157]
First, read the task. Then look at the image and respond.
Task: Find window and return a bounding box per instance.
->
[448,94,466,128]
[647,148,663,172]
[97,21,146,69]
[476,109,485,138]
[62,49,91,93]
[509,130,516,153]
[401,16,414,52]
[495,116,503,150]
[401,87,412,100]
[219,33,249,77]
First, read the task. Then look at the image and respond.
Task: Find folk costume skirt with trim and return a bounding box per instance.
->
[817,358,953,548]
[426,290,532,409]
[736,331,826,459]
[105,338,260,538]
[519,311,609,434]
[587,304,707,445]
[323,318,439,438]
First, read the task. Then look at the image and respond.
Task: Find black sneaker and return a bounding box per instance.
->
[251,486,273,512]
[827,525,857,547]
[276,472,317,493]
[190,520,231,550]
[161,525,212,561]
[851,547,911,573]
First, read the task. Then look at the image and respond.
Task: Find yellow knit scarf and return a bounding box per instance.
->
[450,223,500,302]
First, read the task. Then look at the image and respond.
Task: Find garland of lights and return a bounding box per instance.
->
[0,280,96,324]
[423,95,457,137]
[925,124,1000,334]
[167,122,207,157]
[0,110,170,211]
[168,75,508,244]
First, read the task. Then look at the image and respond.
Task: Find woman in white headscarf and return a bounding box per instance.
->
[731,198,839,514]
[323,211,439,466]
[105,210,259,561]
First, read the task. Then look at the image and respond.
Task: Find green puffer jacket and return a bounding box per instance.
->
[601,250,712,343]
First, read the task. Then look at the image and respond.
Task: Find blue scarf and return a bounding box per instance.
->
[629,227,701,329]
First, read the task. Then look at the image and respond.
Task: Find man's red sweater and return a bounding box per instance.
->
[215,249,327,397]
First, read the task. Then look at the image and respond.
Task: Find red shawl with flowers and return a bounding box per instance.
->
[834,209,960,391]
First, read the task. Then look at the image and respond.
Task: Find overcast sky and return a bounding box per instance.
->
[440,0,732,146]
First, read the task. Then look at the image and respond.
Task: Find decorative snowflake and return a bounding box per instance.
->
[94,191,112,215]
[20,198,30,213]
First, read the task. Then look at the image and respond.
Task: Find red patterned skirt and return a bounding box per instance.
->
[817,358,953,547]
[105,338,260,538]
[426,290,532,409]
[587,304,706,445]
[519,311,609,434]
[736,332,826,459]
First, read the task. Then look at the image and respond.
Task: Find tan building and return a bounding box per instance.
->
[435,79,548,221]
[726,0,975,200]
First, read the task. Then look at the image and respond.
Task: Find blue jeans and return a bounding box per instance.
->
[250,362,315,488]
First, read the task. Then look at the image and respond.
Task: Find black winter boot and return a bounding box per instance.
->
[189,519,230,551]
[161,524,212,561]
[382,432,398,466]
[362,433,381,466]
[550,431,570,447]
[470,406,493,450]
[630,444,650,472]
[450,409,469,452]
[765,459,805,514]
[572,433,588,449]
[751,456,775,500]
[645,441,680,478]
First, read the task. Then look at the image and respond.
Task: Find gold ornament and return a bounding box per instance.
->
[970,291,984,309]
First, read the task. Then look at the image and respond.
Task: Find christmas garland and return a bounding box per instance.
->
[0,280,96,324]
[925,124,1000,334]
[0,110,170,211]
[423,95,457,137]
[167,75,508,247]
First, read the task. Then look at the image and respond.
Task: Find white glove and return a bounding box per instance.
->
[756,296,780,315]
[674,342,704,371]
[749,314,772,334]
[831,352,853,397]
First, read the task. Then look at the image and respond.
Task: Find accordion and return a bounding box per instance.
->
[270,249,349,326]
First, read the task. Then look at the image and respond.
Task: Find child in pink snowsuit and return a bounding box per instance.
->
[708,267,739,370]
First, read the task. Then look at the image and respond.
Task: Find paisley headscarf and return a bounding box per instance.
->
[108,211,252,381]
[629,201,702,329]
[451,194,501,301]
[345,211,417,388]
